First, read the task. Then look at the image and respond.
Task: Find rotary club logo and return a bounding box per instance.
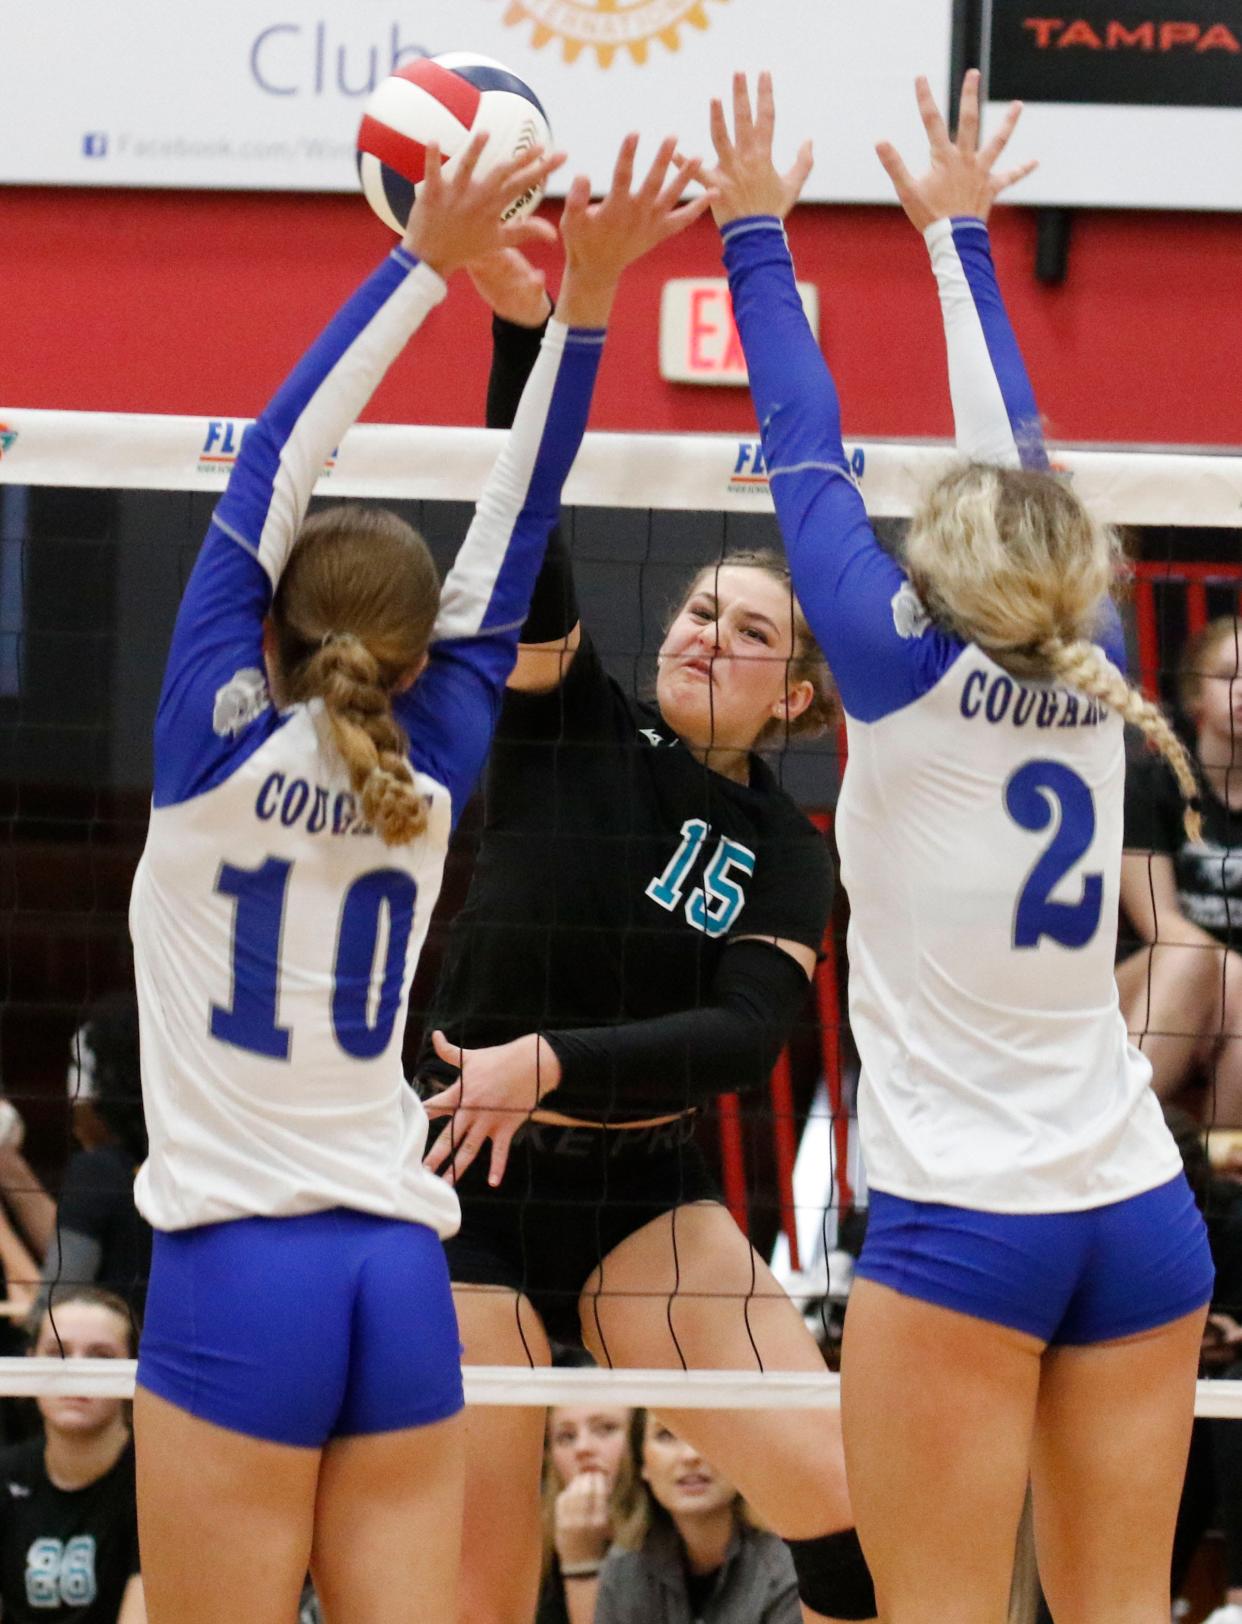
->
[501,0,727,67]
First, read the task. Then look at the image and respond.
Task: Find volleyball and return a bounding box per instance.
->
[356,53,552,235]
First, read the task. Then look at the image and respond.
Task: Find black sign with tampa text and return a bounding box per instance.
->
[988,0,1242,105]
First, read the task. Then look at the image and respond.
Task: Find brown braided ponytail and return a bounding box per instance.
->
[906,463,1201,840]
[270,505,441,846]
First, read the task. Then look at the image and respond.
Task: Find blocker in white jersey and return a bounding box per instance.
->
[125,135,600,1624]
[713,69,1211,1624]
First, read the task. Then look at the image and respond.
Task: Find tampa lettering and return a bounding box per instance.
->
[1022,18,1242,51]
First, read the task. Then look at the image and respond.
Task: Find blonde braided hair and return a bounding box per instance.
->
[271,505,441,847]
[1041,637,1202,842]
[907,463,1202,841]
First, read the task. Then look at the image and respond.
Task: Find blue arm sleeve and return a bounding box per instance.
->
[153,249,448,808]
[722,218,961,723]
[399,321,605,820]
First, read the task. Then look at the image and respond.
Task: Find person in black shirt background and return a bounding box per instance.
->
[418,246,874,1624]
[0,1288,143,1623]
[41,998,151,1320]
[1120,617,1242,1121]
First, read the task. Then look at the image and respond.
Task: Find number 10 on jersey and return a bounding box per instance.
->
[211,858,418,1061]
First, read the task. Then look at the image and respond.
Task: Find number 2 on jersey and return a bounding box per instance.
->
[1004,760,1103,950]
[211,859,417,1060]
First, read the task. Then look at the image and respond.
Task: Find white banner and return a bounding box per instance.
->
[0,0,952,203]
[2,410,1241,527]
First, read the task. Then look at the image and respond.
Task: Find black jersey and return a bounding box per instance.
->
[57,1146,152,1315]
[1124,753,1242,948]
[0,1439,138,1623]
[424,634,833,1120]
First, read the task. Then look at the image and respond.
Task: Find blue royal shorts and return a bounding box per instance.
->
[137,1208,464,1448]
[856,1174,1214,1345]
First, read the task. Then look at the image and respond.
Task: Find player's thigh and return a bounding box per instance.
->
[1030,1307,1206,1624]
[581,1201,849,1539]
[582,1200,826,1371]
[454,1285,552,1624]
[840,1279,1042,1624]
[311,1412,465,1624]
[135,1385,318,1624]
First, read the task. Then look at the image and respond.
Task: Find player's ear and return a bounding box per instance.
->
[773,678,814,724]
[393,651,430,695]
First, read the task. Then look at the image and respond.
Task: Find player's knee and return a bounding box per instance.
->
[786,1528,877,1621]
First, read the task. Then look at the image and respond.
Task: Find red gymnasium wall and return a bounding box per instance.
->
[4,185,1241,446]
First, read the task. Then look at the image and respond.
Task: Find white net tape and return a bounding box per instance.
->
[1,409,1241,524]
[6,1361,1242,1418]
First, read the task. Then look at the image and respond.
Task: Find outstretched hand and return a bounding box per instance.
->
[876,69,1037,232]
[704,71,814,227]
[467,247,553,329]
[422,1029,562,1188]
[403,134,566,279]
[555,134,714,327]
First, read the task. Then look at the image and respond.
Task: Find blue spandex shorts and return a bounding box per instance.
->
[137,1209,464,1447]
[856,1174,1214,1344]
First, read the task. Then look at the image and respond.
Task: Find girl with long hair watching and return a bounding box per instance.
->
[1,1288,145,1623]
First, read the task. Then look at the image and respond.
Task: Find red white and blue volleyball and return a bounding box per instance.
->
[356,52,552,234]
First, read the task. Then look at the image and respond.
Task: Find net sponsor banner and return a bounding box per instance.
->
[981,0,1242,207]
[2,409,1241,527]
[0,0,950,203]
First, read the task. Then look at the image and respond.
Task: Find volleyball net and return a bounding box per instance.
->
[1,410,1240,1413]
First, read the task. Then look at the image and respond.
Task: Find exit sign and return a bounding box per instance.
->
[659,278,820,386]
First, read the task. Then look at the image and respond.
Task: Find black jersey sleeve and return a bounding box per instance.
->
[729,793,834,953]
[56,1147,129,1244]
[541,937,813,1113]
[1124,750,1188,855]
[496,630,622,745]
[489,312,580,646]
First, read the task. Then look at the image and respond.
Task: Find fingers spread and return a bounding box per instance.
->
[732,71,756,145]
[980,100,1025,170]
[431,1028,463,1070]
[709,97,734,162]
[639,134,679,201]
[875,140,916,201]
[610,131,639,196]
[756,70,776,145]
[915,75,951,152]
[783,139,815,207]
[956,67,981,155]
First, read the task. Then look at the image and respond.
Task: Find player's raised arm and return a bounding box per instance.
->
[877,70,1046,469]
[708,71,956,722]
[468,248,583,693]
[155,136,563,808]
[401,136,712,824]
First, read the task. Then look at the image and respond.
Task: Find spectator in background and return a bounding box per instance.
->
[594,1414,800,1624]
[536,1390,645,1624]
[1120,617,1242,1122]
[0,1287,144,1622]
[0,993,151,1324]
[1167,1108,1242,1623]
[40,997,151,1318]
